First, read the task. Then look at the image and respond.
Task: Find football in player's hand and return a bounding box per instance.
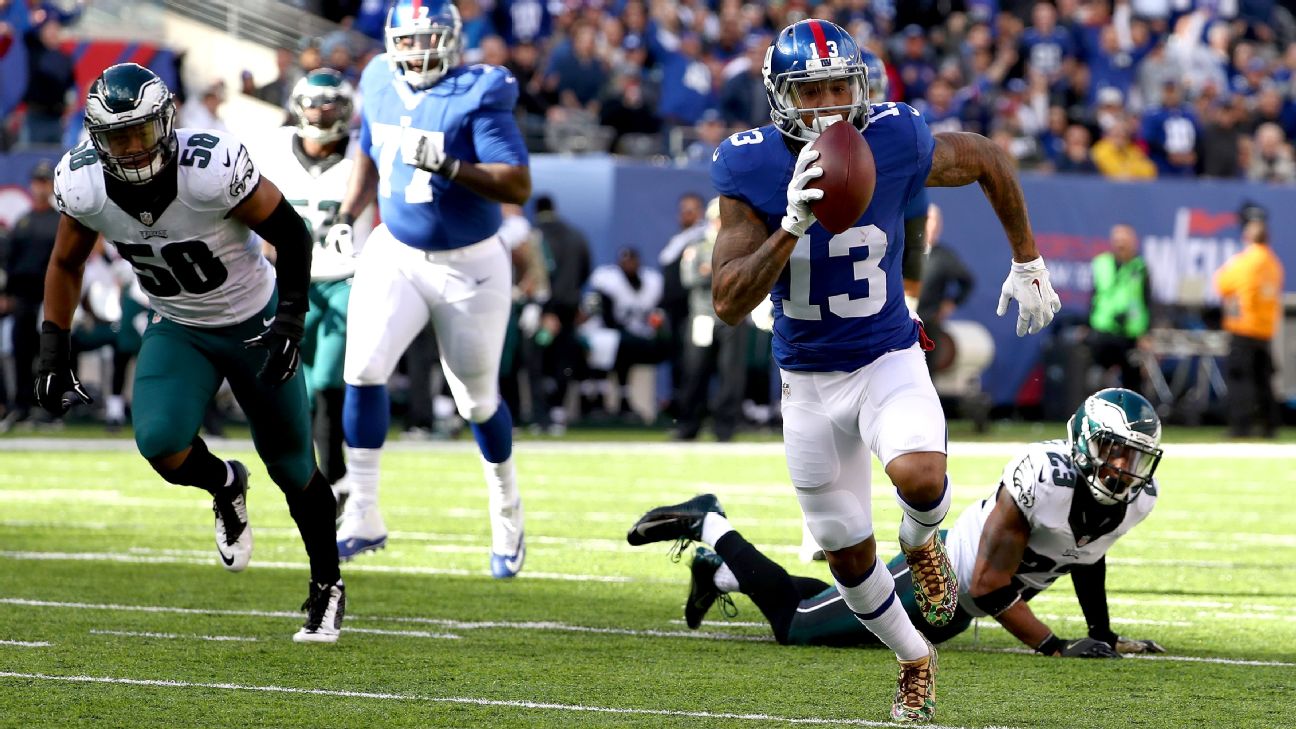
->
[807,121,876,235]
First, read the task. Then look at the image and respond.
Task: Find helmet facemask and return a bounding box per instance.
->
[766,48,870,142]
[1068,393,1164,506]
[87,93,177,185]
[386,4,462,89]
[292,82,354,144]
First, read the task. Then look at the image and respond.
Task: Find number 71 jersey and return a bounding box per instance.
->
[710,103,934,372]
[54,129,275,328]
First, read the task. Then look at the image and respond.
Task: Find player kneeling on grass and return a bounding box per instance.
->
[629,388,1166,659]
[35,63,344,643]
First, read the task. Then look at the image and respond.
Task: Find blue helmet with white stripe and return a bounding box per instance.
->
[763,19,870,142]
[860,49,888,102]
[386,0,462,89]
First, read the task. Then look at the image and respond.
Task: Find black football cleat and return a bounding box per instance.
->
[684,547,735,629]
[626,493,725,548]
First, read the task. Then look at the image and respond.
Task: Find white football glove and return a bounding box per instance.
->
[400,127,460,178]
[997,256,1062,336]
[780,146,824,237]
[324,223,355,257]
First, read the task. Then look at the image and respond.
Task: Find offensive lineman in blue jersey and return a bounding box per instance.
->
[707,20,1062,723]
[325,0,531,577]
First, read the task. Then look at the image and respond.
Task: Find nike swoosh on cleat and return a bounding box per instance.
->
[636,518,677,533]
[217,546,235,566]
[262,317,274,327]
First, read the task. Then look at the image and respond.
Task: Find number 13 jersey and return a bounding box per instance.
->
[54,129,274,328]
[710,103,934,372]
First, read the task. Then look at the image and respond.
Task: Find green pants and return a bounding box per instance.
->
[132,294,315,491]
[301,279,351,397]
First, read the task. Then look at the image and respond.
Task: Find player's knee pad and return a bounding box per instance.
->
[135,422,194,463]
[262,452,315,494]
[796,485,873,552]
[460,399,498,424]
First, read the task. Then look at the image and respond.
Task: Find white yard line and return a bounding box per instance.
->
[90,629,258,642]
[4,437,1296,458]
[0,670,1015,729]
[0,639,51,647]
[974,647,1295,667]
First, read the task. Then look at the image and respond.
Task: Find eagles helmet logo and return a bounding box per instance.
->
[84,63,178,185]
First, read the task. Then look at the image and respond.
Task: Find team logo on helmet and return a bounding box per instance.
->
[1067,388,1163,505]
[291,69,355,144]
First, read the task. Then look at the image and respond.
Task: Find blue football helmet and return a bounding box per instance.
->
[860,49,888,102]
[763,19,870,142]
[385,0,462,89]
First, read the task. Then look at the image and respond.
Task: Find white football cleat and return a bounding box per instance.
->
[489,501,525,578]
[213,461,252,572]
[293,580,345,643]
[336,501,387,561]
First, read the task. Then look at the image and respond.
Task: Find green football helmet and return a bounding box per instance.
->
[290,69,355,144]
[84,63,177,184]
[1067,388,1163,505]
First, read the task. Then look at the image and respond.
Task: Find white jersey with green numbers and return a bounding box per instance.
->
[254,126,371,282]
[944,439,1158,617]
[53,128,274,328]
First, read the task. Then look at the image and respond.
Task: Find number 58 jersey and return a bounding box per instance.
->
[54,129,274,328]
[710,103,934,373]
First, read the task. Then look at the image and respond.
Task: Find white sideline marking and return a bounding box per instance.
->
[0,639,51,647]
[0,671,1012,729]
[346,627,461,640]
[90,629,258,643]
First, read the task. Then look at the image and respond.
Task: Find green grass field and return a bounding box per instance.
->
[0,438,1293,728]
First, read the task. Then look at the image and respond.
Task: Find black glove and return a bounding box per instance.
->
[34,321,94,416]
[1060,636,1122,658]
[244,309,305,387]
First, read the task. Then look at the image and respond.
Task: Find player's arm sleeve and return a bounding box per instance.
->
[1071,557,1117,645]
[903,187,929,286]
[250,195,312,316]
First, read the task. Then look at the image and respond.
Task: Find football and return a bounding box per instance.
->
[807,121,876,234]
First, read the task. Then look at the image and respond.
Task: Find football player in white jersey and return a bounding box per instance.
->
[255,69,370,513]
[629,388,1166,659]
[35,63,345,642]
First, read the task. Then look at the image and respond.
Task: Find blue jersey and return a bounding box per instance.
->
[358,57,529,251]
[711,103,935,372]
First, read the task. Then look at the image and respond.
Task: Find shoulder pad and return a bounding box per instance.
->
[711,126,781,203]
[53,142,108,219]
[999,442,1061,514]
[588,264,622,293]
[361,55,393,90]
[476,65,520,111]
[176,130,261,212]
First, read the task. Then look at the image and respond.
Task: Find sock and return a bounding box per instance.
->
[153,437,228,495]
[835,555,929,661]
[315,389,347,484]
[285,470,341,585]
[483,455,523,554]
[106,395,125,421]
[470,401,513,463]
[344,445,382,510]
[713,530,804,643]
[897,476,952,549]
[701,512,734,547]
[343,384,389,449]
[713,562,740,593]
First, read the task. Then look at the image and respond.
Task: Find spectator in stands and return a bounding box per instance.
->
[458,0,495,60]
[1215,202,1284,439]
[247,47,300,109]
[1087,224,1151,396]
[179,80,229,132]
[1141,80,1200,177]
[657,31,716,128]
[718,33,769,129]
[1246,122,1296,184]
[346,0,395,43]
[533,196,591,429]
[544,21,608,118]
[492,0,553,46]
[684,109,727,164]
[1092,115,1157,180]
[895,24,937,103]
[1200,97,1246,179]
[0,161,57,431]
[917,77,967,133]
[599,74,662,154]
[1054,124,1099,174]
[917,204,974,376]
[20,18,73,145]
[673,197,748,443]
[1019,1,1074,85]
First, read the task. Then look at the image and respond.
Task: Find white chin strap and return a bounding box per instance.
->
[803,113,845,141]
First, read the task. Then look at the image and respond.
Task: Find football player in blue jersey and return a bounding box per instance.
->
[325,0,531,577]
[708,20,1062,722]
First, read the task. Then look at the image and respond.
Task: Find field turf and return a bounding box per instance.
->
[0,437,1292,728]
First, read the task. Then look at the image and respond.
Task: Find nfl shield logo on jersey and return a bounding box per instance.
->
[140,211,153,226]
